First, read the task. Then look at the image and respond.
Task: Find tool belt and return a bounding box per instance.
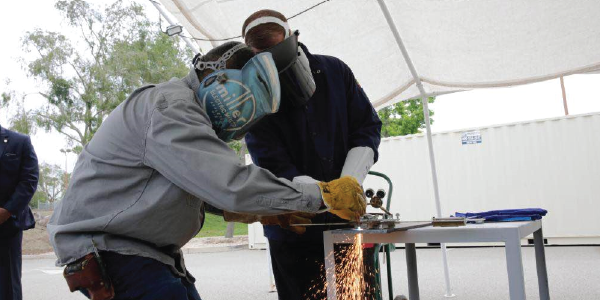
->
[63,253,115,300]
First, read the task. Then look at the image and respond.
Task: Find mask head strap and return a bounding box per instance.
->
[195,43,248,71]
[243,16,290,39]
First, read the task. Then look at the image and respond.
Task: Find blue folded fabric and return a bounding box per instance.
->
[454,208,547,222]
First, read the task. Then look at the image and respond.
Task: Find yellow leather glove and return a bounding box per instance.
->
[223,211,315,234]
[317,176,367,221]
[259,212,316,235]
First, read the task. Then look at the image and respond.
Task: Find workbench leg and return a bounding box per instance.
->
[533,228,550,300]
[323,231,338,300]
[405,243,420,300]
[505,235,527,300]
[385,244,394,300]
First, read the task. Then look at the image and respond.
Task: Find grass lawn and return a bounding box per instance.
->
[196,213,249,238]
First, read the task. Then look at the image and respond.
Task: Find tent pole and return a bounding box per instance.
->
[560,76,569,116]
[376,0,455,297]
[150,0,201,54]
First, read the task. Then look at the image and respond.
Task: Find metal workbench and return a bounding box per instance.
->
[323,220,549,300]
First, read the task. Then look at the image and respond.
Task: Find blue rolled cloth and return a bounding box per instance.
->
[454,208,548,222]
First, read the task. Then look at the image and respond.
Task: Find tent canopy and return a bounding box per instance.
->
[158,0,600,109]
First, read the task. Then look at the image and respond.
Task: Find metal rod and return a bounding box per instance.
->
[385,244,394,300]
[405,243,420,300]
[560,76,569,116]
[150,0,201,54]
[375,0,454,297]
[534,228,550,299]
[367,171,395,299]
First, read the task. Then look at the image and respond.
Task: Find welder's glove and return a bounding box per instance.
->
[223,211,316,234]
[317,176,367,221]
[223,211,260,224]
[259,212,316,235]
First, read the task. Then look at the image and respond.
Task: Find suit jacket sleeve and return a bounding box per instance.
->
[4,136,39,216]
[342,61,383,162]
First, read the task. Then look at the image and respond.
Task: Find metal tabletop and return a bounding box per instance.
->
[323,220,549,300]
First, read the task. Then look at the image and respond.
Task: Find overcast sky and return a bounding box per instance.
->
[1,0,599,172]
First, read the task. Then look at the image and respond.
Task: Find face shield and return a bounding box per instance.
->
[196,47,280,142]
[260,30,316,107]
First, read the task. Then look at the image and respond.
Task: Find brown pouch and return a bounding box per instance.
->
[63,253,115,300]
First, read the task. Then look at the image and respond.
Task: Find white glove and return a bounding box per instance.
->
[340,147,374,184]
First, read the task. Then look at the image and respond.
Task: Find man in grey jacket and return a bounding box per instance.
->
[48,41,366,300]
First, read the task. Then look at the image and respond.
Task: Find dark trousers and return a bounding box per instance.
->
[0,231,23,300]
[80,252,202,300]
[269,238,379,300]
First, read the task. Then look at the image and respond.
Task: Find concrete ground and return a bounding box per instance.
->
[23,246,600,300]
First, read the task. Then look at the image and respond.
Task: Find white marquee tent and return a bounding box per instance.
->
[155,0,600,297]
[156,0,600,108]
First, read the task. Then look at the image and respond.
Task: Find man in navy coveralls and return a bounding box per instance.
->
[242,10,382,300]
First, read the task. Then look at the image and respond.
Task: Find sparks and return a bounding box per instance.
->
[311,233,377,299]
[337,233,365,299]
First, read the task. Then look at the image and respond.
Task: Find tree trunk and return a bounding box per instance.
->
[225,222,235,238]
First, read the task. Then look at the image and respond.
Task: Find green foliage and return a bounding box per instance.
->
[9,107,36,136]
[1,92,12,108]
[34,163,68,204]
[0,87,36,136]
[195,213,248,238]
[29,192,47,210]
[228,140,248,157]
[20,0,190,152]
[378,97,435,137]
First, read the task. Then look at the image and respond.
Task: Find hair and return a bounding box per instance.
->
[242,9,288,51]
[194,41,255,81]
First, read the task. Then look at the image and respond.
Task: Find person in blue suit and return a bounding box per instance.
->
[0,125,39,300]
[242,10,382,300]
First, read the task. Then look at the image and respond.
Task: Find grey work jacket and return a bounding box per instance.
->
[48,69,322,276]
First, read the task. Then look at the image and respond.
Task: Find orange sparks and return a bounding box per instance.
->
[336,233,365,299]
[311,233,377,300]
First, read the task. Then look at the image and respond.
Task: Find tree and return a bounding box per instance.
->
[1,88,14,127]
[1,86,36,135]
[378,97,435,137]
[20,0,191,152]
[8,102,36,136]
[38,163,69,204]
[30,163,68,209]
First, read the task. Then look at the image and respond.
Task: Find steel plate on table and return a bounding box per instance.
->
[331,221,432,234]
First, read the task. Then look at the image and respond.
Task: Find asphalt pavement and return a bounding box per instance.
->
[23,246,600,299]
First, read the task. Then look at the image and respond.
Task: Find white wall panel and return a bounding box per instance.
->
[365,112,600,239]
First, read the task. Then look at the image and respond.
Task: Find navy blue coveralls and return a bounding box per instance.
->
[0,126,38,300]
[245,45,382,300]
